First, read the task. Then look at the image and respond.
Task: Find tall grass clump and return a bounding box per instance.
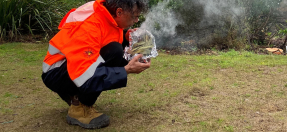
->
[0,0,87,43]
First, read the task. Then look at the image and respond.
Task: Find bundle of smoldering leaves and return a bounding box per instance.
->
[124,28,158,62]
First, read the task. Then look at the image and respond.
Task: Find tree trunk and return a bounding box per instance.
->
[280,35,287,54]
[248,34,255,51]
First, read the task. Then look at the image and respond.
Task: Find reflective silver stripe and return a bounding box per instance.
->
[42,62,51,73]
[42,59,66,73]
[65,1,95,23]
[48,44,61,55]
[73,56,105,87]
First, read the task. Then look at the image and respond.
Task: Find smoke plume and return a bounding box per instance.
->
[140,0,181,38]
[140,0,285,49]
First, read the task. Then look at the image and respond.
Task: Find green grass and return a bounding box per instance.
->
[1,43,287,131]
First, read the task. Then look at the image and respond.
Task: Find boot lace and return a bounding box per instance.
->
[83,105,99,118]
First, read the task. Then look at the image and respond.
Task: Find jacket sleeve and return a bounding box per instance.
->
[79,63,127,94]
[64,22,128,93]
[78,28,129,94]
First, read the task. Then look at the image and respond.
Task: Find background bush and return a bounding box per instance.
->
[147,0,285,51]
[0,0,87,43]
[2,0,287,52]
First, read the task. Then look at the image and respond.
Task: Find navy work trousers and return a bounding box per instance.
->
[41,42,128,106]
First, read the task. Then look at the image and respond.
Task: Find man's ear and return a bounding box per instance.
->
[115,8,123,17]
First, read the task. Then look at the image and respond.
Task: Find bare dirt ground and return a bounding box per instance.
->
[1,43,287,132]
[2,66,287,132]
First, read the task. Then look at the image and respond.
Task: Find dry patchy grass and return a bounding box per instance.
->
[1,43,287,132]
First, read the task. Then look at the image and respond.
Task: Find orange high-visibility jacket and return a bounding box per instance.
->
[42,0,124,87]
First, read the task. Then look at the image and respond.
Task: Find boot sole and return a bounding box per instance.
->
[66,114,110,129]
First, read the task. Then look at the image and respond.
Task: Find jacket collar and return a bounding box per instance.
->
[95,0,123,29]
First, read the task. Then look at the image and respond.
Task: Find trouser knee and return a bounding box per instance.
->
[100,42,128,67]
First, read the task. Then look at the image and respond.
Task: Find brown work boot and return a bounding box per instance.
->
[66,96,110,129]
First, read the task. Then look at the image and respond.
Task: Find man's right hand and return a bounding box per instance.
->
[124,54,151,74]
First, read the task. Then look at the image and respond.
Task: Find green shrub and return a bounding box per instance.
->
[144,0,284,51]
[0,0,87,43]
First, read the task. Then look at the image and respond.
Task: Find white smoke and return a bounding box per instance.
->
[140,0,180,38]
[141,0,287,48]
[199,0,243,25]
[140,0,245,47]
[200,0,243,17]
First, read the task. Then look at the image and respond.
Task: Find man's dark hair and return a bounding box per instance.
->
[103,0,148,16]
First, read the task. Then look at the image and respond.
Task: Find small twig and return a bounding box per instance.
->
[1,120,14,124]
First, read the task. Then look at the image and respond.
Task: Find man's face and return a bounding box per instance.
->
[115,6,141,29]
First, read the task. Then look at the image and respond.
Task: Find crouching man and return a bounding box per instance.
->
[41,0,150,129]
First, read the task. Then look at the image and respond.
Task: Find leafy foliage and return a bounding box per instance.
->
[0,0,87,43]
[239,0,283,45]
[2,0,286,51]
[144,0,285,50]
